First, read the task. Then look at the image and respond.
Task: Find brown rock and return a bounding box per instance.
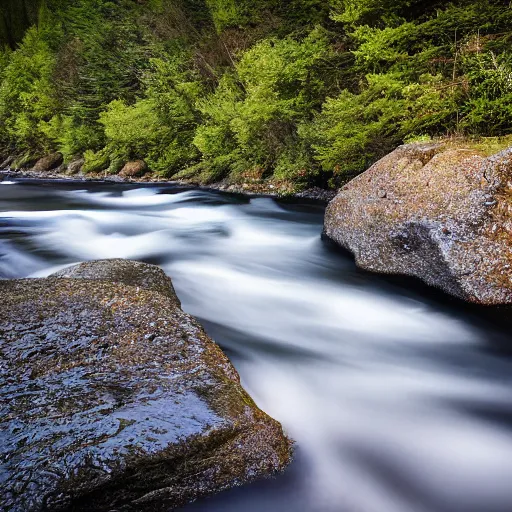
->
[1,260,292,512]
[119,160,148,178]
[324,142,512,304]
[51,258,180,302]
[66,158,85,175]
[1,155,15,169]
[33,153,64,172]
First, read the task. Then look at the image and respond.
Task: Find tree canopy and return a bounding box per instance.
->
[1,0,511,188]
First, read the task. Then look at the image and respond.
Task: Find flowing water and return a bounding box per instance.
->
[1,179,512,512]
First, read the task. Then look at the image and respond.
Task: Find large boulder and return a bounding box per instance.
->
[324,142,512,304]
[0,260,291,512]
[66,158,85,175]
[119,160,148,178]
[33,153,64,172]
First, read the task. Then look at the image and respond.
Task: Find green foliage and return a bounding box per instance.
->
[40,115,103,160]
[309,72,458,176]
[0,0,43,48]
[0,0,511,187]
[330,0,431,27]
[98,53,202,175]
[311,1,512,179]
[82,148,109,174]
[0,26,59,151]
[195,28,333,181]
[461,51,512,135]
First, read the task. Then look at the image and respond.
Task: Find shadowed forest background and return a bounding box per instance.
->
[1,0,511,189]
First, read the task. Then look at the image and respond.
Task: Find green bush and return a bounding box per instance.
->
[0,26,59,152]
[0,0,511,188]
[82,149,110,173]
[194,28,332,182]
[308,72,458,177]
[40,115,103,160]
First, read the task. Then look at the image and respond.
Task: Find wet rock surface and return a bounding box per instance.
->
[0,260,291,511]
[324,142,512,304]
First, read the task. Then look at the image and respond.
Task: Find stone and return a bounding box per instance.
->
[33,153,64,172]
[119,160,148,178]
[66,158,85,175]
[51,258,179,301]
[0,260,291,511]
[1,155,15,169]
[324,142,512,304]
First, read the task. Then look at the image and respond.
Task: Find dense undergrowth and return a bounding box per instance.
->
[0,0,511,188]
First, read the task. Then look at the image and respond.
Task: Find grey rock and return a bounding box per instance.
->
[33,153,64,172]
[1,260,291,511]
[67,159,85,175]
[324,142,512,304]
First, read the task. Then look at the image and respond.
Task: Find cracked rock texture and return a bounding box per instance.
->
[324,142,512,304]
[0,260,291,511]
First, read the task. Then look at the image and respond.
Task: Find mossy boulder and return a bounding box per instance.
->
[51,259,180,301]
[66,158,85,175]
[0,260,291,512]
[324,142,512,304]
[33,153,64,172]
[119,160,148,178]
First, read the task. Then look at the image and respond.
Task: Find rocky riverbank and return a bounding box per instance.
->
[1,259,292,512]
[0,156,336,203]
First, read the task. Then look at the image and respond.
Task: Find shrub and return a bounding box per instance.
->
[0,26,59,151]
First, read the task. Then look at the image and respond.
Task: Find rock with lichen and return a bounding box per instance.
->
[33,153,64,172]
[119,160,148,178]
[324,142,512,304]
[51,259,180,301]
[0,260,292,512]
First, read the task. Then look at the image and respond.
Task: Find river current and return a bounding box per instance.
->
[1,179,512,512]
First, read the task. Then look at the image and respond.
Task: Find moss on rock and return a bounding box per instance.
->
[324,142,512,304]
[0,260,292,511]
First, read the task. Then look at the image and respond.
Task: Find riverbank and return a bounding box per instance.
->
[0,167,337,203]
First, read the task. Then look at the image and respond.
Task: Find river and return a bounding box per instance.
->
[1,179,512,512]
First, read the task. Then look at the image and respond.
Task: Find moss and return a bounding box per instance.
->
[430,135,512,157]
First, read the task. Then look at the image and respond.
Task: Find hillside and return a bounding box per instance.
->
[1,0,511,190]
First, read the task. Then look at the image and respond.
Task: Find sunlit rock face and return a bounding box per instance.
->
[0,260,291,512]
[324,142,512,304]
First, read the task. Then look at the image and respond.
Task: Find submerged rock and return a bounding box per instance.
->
[0,260,291,511]
[324,142,512,304]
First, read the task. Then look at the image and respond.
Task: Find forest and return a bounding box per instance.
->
[1,0,511,189]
